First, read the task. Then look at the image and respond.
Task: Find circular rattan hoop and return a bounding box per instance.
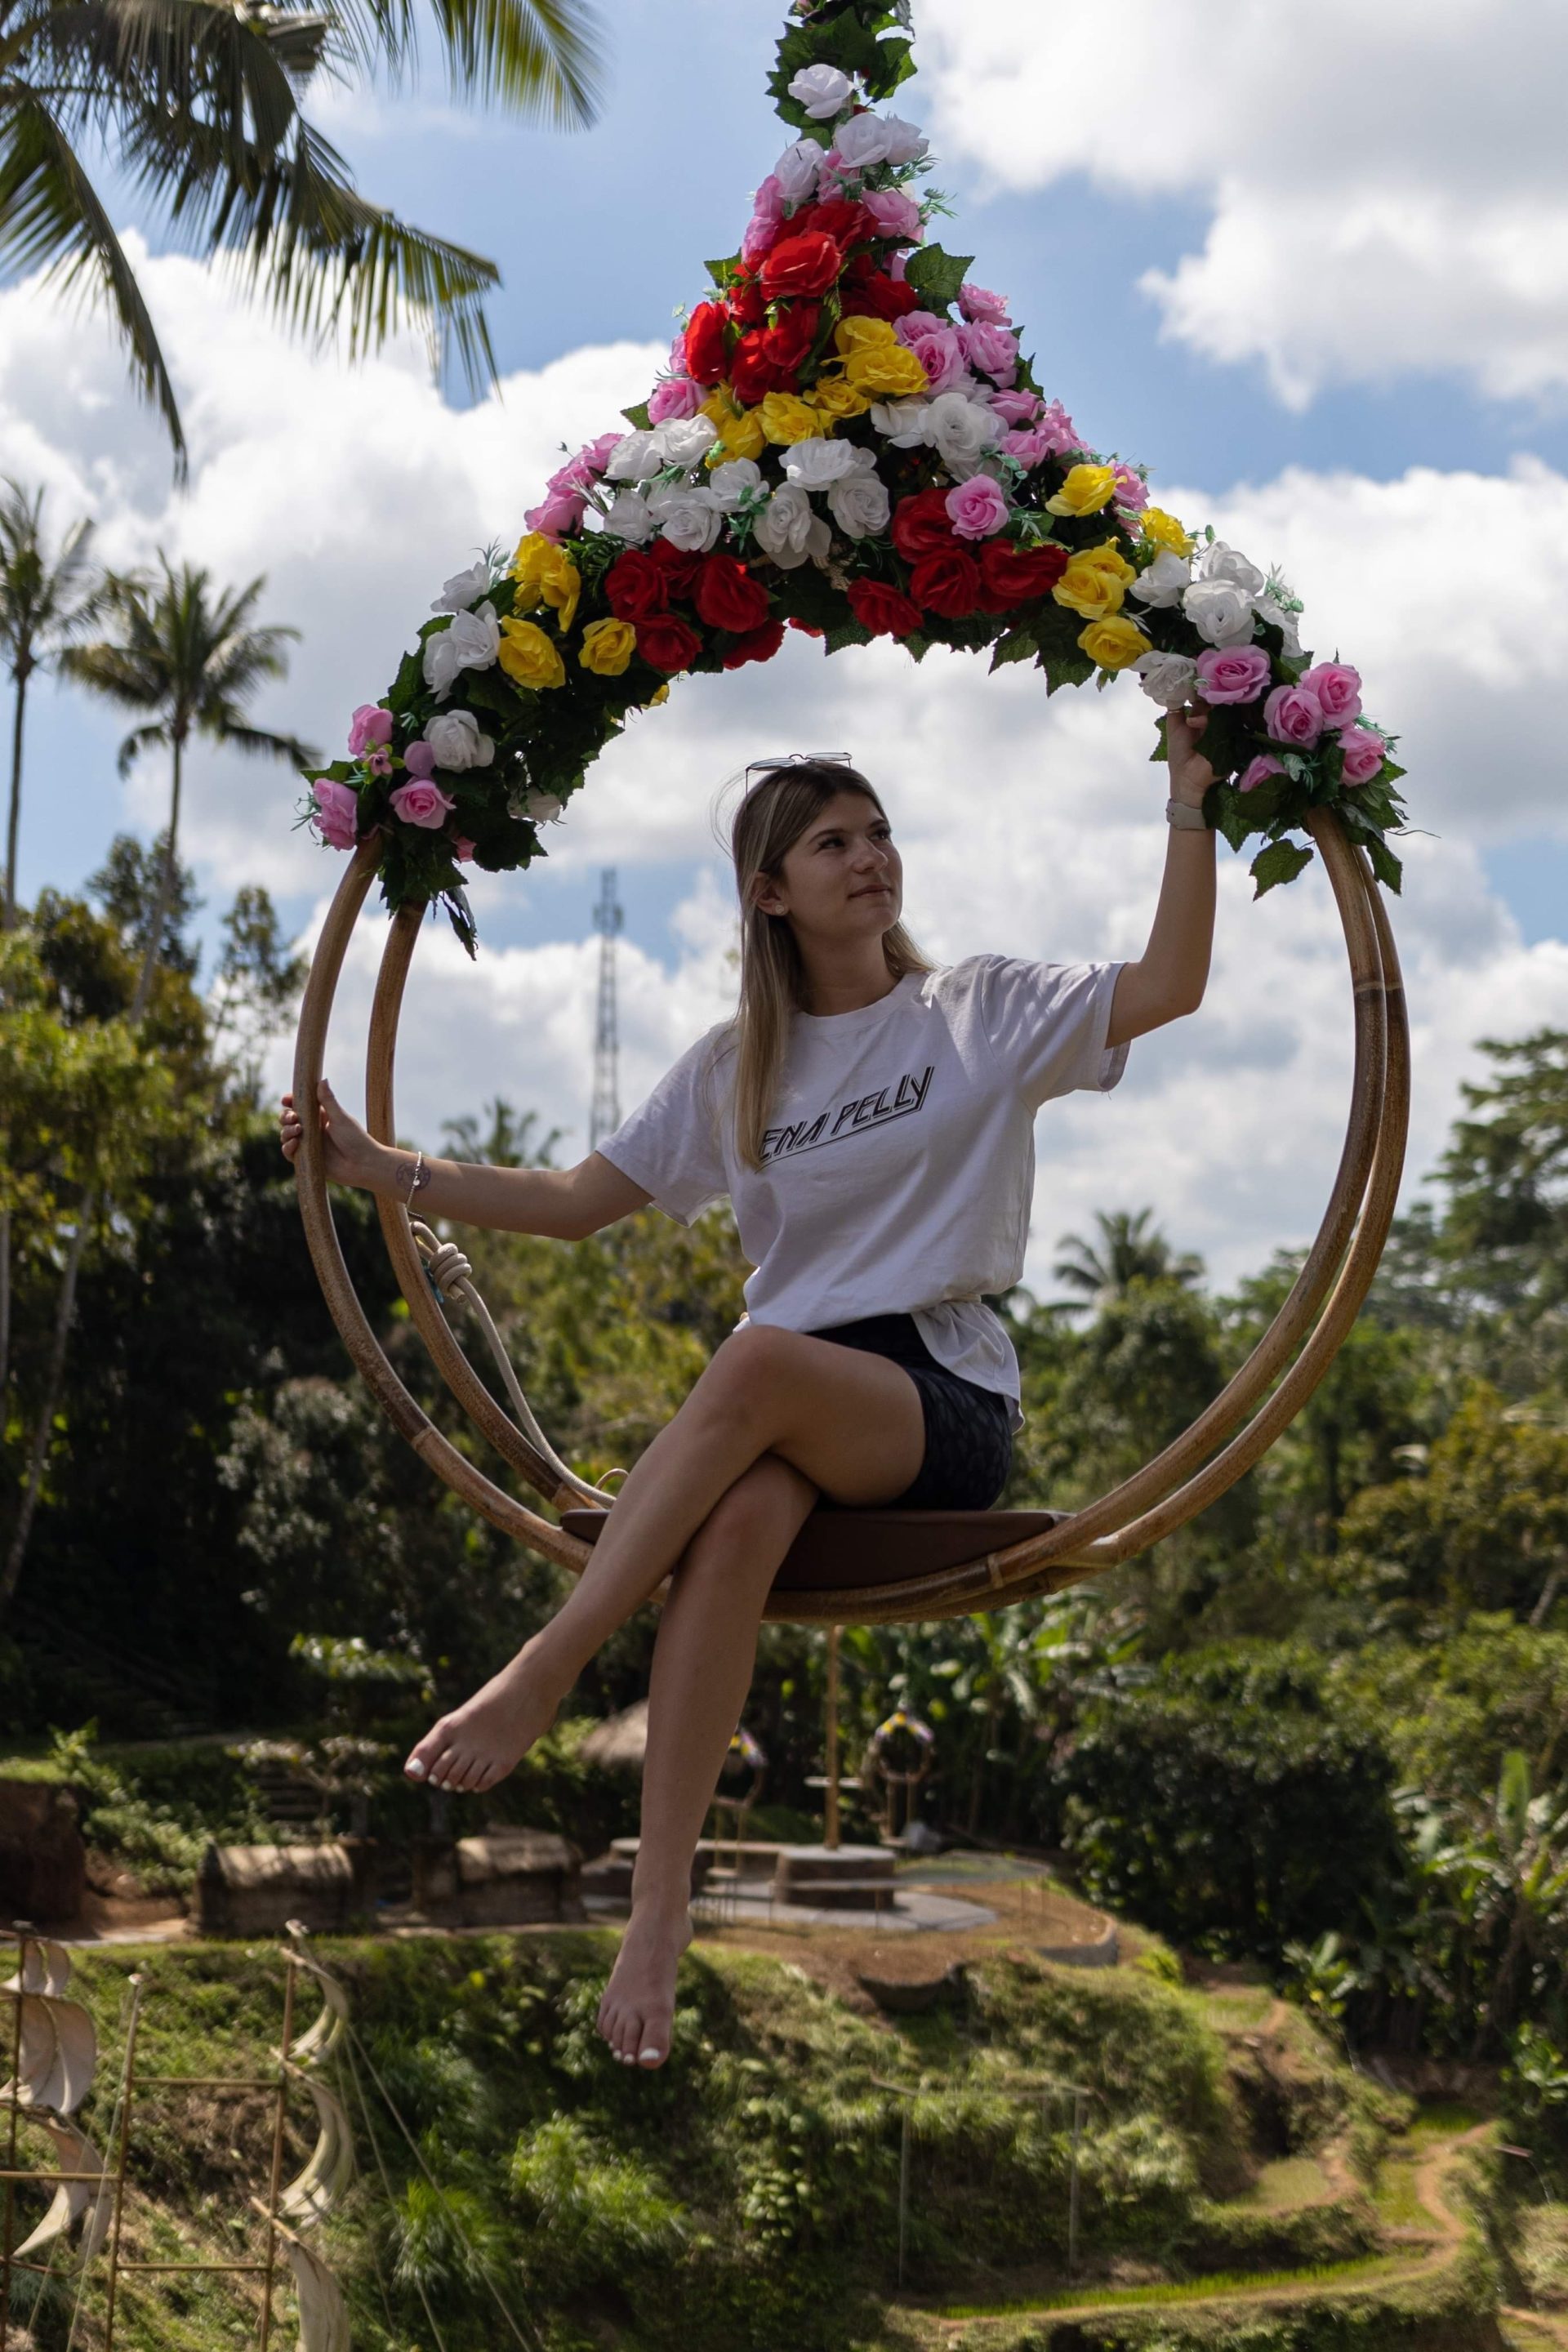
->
[292,807,1408,1625]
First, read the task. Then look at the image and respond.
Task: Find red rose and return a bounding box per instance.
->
[978,539,1071,611]
[759,230,844,303]
[787,617,826,638]
[695,554,772,635]
[892,487,960,563]
[847,578,924,639]
[684,301,731,386]
[788,198,878,252]
[720,619,786,670]
[604,550,669,623]
[842,273,923,323]
[636,614,702,673]
[760,301,821,374]
[727,273,767,329]
[909,547,982,619]
[648,539,706,599]
[842,247,879,286]
[730,331,790,404]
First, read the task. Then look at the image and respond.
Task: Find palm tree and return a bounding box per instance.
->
[1,0,605,484]
[60,555,319,1016]
[1052,1206,1205,1313]
[0,476,111,926]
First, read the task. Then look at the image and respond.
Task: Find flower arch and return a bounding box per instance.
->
[300,0,1408,953]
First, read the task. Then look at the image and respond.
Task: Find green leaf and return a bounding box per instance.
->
[704,257,737,288]
[1250,838,1315,898]
[620,401,652,431]
[902,244,975,311]
[990,626,1038,672]
[1365,833,1404,895]
[824,618,875,655]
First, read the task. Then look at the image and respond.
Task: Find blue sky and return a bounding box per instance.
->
[4,0,1567,1283]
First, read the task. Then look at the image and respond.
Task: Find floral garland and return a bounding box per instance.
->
[300,0,1407,951]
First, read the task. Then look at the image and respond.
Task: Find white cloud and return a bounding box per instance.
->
[916,0,1568,409]
[7,245,1568,1314]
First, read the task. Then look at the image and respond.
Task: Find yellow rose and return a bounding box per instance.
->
[843,344,929,399]
[648,683,670,706]
[760,391,828,445]
[578,617,637,677]
[1044,462,1119,518]
[704,403,768,463]
[1052,539,1138,621]
[1079,615,1152,670]
[832,315,898,357]
[510,532,581,633]
[802,376,874,420]
[497,617,566,690]
[1138,506,1195,558]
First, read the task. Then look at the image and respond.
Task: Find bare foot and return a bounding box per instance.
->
[404,1643,561,1793]
[596,1901,693,2069]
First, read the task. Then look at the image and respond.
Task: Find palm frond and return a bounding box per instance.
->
[114,716,172,778]
[0,94,189,483]
[201,715,320,767]
[304,0,602,121]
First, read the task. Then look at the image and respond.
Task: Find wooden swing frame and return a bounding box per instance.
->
[292,808,1408,1626]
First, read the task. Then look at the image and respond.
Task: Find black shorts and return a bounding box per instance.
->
[804,1312,1014,1512]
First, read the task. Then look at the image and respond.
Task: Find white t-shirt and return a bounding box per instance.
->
[596,955,1129,1432]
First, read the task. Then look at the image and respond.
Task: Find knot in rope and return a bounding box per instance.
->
[421,1239,473,1298]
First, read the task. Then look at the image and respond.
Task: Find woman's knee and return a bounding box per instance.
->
[678,1455,815,1580]
[697,1324,808,1424]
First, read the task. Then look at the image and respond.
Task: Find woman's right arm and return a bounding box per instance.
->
[278,1079,653,1240]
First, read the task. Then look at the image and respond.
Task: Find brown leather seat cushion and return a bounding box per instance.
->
[559,1507,1063,1592]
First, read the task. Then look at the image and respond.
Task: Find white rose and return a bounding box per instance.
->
[600,489,656,544]
[421,601,499,700]
[510,789,565,825]
[1183,577,1258,647]
[1132,651,1199,710]
[870,396,930,444]
[708,457,766,511]
[773,136,824,203]
[924,390,1000,476]
[430,560,489,614]
[787,62,852,118]
[650,414,718,470]
[782,438,858,488]
[880,115,929,165]
[834,113,894,170]
[826,468,890,539]
[753,483,817,566]
[648,485,723,553]
[804,514,834,571]
[1128,549,1192,610]
[1196,539,1266,597]
[425,709,495,769]
[1253,593,1303,657]
[604,430,662,483]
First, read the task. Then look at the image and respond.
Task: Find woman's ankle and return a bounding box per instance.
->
[627,1878,695,1930]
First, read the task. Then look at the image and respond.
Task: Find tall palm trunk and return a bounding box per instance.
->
[131,728,185,1021]
[0,662,29,1419]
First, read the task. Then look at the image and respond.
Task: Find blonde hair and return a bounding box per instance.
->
[716,761,935,1171]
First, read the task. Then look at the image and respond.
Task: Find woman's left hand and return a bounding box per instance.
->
[1166,702,1215,808]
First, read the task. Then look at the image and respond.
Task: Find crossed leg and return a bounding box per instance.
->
[403,1324,929,2061]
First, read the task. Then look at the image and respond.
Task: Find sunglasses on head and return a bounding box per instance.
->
[744,752,853,779]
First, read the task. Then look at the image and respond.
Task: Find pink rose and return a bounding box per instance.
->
[523,484,587,541]
[347,703,393,756]
[895,316,969,393]
[958,282,1011,324]
[1299,660,1363,723]
[453,835,478,862]
[389,779,457,830]
[742,172,786,265]
[1110,462,1148,515]
[945,475,1010,539]
[958,320,1019,385]
[991,389,1043,426]
[1006,400,1083,462]
[310,777,359,850]
[1237,753,1285,794]
[648,376,705,423]
[889,248,908,283]
[581,430,623,475]
[1263,680,1325,746]
[862,185,924,244]
[1194,646,1272,704]
[1334,724,1386,786]
[403,740,437,779]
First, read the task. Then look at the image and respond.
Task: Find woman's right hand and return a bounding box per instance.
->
[279,1079,385,1190]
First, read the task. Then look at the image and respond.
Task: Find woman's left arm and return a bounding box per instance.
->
[1106,702,1217,1049]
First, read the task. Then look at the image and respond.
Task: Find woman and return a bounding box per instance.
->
[278,703,1216,2069]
